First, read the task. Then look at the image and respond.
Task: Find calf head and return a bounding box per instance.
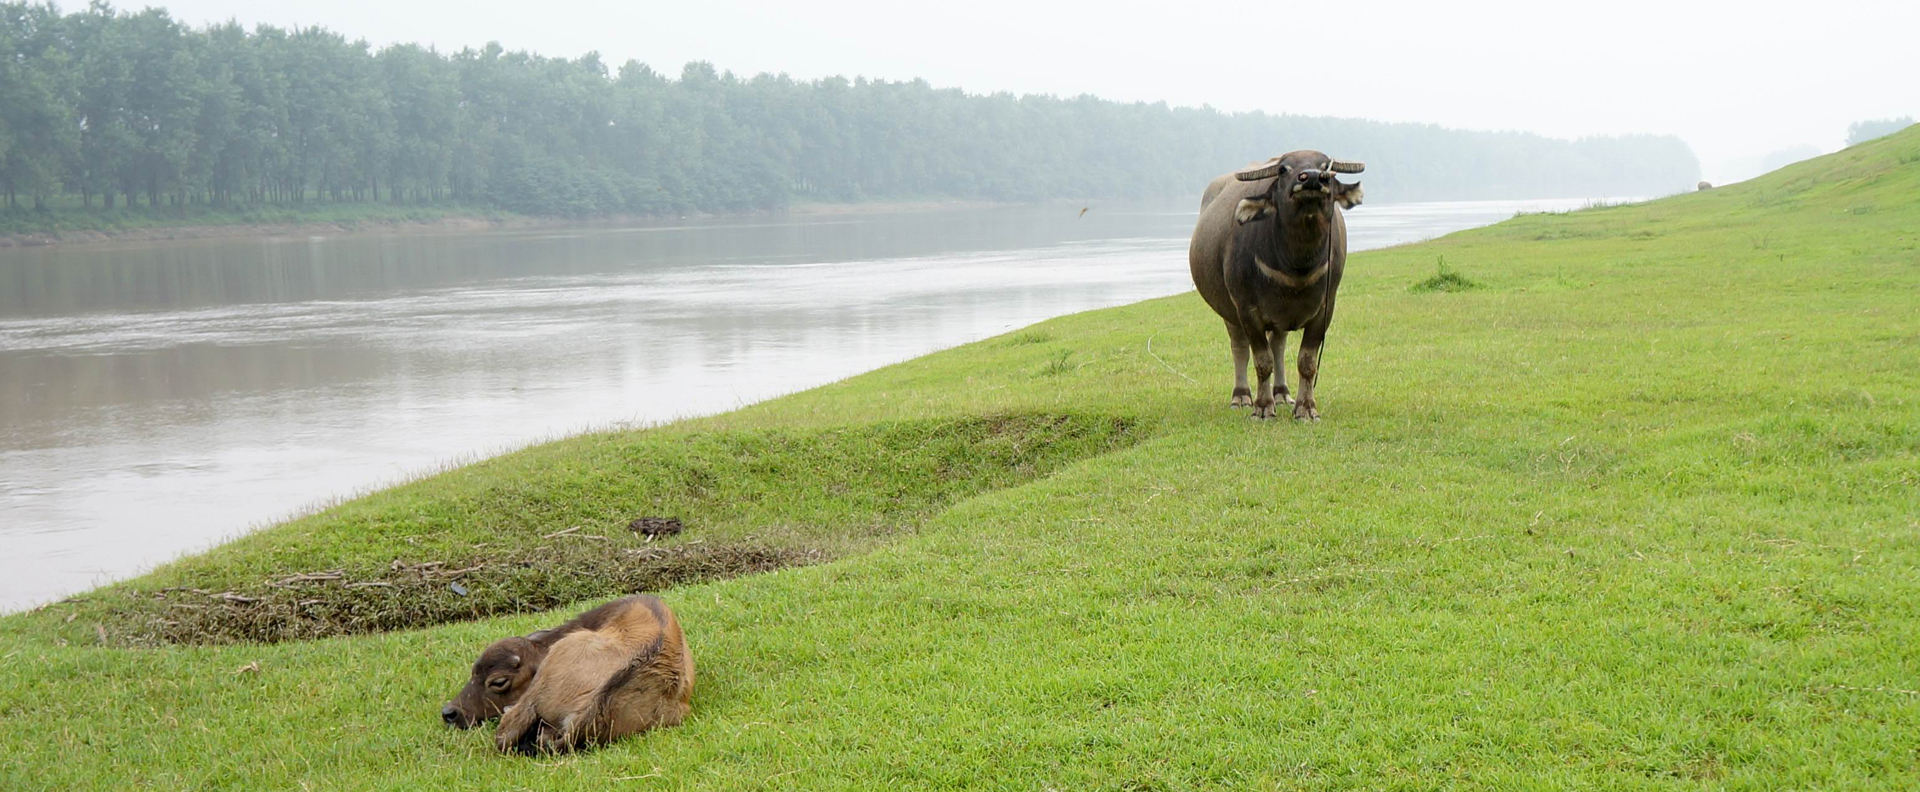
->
[441,632,552,729]
[1233,150,1364,225]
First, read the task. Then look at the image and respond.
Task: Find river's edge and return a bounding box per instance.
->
[0,199,1017,249]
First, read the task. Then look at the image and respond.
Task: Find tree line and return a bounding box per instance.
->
[1847,117,1915,146]
[0,2,1702,217]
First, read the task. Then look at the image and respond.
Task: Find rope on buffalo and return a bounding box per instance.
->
[1146,329,1199,384]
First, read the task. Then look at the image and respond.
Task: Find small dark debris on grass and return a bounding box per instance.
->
[629,517,685,540]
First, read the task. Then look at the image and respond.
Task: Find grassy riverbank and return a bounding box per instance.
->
[3,129,1916,790]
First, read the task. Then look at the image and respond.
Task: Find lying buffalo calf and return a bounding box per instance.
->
[442,594,695,754]
[492,594,694,754]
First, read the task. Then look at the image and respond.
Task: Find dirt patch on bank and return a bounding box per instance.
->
[73,542,819,646]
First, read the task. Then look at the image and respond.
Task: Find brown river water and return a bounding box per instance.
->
[0,197,1613,610]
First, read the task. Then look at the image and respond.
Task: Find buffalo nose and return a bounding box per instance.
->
[1298,169,1326,184]
[441,704,460,724]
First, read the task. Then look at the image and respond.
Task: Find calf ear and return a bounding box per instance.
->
[1234,196,1275,224]
[1334,181,1364,210]
[524,629,552,644]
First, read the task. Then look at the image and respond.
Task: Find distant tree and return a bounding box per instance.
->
[191,21,260,206]
[119,8,200,207]
[1846,117,1915,146]
[0,1,79,209]
[67,1,135,208]
[378,43,456,203]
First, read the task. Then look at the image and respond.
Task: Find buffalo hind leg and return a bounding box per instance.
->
[1267,329,1292,405]
[1227,324,1252,407]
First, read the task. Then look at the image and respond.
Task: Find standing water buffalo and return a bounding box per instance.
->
[1189,150,1365,420]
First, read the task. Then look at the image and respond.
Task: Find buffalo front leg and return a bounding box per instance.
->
[1243,316,1278,419]
[1227,324,1252,407]
[1267,329,1292,405]
[494,703,540,754]
[1293,327,1326,421]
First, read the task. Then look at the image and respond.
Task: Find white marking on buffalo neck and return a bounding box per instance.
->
[1255,256,1329,289]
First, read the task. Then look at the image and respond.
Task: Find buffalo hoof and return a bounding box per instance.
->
[1229,387,1252,408]
[1291,402,1320,422]
[534,726,573,756]
[1275,389,1295,405]
[1251,399,1278,420]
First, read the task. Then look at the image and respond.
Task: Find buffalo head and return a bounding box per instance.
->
[1231,150,1364,224]
[441,631,552,729]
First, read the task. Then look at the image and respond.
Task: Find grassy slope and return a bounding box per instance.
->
[3,131,1917,790]
[56,414,1144,646]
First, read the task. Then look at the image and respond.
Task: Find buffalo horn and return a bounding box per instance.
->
[1329,159,1365,174]
[1233,161,1283,181]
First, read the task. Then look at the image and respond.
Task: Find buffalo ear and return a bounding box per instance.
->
[524,629,553,644]
[1334,181,1364,210]
[1234,196,1275,224]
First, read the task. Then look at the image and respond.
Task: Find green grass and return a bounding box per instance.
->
[1410,255,1480,292]
[3,128,1918,790]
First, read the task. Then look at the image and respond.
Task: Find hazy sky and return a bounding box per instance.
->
[120,0,1917,181]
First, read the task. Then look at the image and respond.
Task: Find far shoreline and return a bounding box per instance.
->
[0,199,1021,250]
[0,194,1641,251]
